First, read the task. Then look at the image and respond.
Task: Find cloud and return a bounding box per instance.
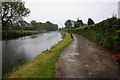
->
[24,0,119,28]
[24,0,119,3]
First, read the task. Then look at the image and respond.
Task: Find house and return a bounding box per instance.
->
[70,20,75,28]
[66,18,84,28]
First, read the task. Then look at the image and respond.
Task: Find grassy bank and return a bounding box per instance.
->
[63,17,120,54]
[2,30,47,40]
[5,32,73,78]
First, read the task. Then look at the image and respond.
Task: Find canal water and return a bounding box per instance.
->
[2,31,62,76]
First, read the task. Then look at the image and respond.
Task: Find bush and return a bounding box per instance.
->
[2,30,39,40]
[69,17,120,54]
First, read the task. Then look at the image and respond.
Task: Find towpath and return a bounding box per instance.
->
[55,34,119,78]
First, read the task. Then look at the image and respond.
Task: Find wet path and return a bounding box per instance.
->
[55,34,119,78]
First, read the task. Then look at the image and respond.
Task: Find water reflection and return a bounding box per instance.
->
[2,31,62,76]
[0,41,2,79]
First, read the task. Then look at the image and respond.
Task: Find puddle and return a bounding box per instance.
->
[62,55,69,58]
[74,53,79,56]
[73,45,76,48]
[67,59,76,62]
[69,54,75,56]
[88,72,93,75]
[84,64,88,67]
[69,53,79,56]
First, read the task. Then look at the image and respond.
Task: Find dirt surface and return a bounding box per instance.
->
[55,34,119,78]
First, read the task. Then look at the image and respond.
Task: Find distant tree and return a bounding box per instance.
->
[30,20,58,31]
[18,20,29,27]
[78,20,84,26]
[65,20,72,29]
[30,20,37,26]
[59,28,62,31]
[45,21,58,31]
[87,18,95,25]
[74,22,78,28]
[74,19,84,28]
[2,1,30,35]
[8,20,30,30]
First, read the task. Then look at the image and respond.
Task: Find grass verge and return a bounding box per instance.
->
[4,32,73,78]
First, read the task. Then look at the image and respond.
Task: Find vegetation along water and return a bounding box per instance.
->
[4,32,73,78]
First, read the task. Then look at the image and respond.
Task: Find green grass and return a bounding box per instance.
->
[5,32,73,78]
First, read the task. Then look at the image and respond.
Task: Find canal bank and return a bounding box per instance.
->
[4,32,73,78]
[3,31,62,76]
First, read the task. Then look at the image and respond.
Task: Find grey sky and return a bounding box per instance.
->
[24,0,119,28]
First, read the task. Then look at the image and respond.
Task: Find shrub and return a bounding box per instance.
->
[69,17,120,54]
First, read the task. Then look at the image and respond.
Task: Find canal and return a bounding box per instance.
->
[2,31,62,76]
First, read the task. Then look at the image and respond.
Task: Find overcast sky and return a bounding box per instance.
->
[24,0,120,28]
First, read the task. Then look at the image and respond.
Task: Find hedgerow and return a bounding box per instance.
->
[67,17,120,54]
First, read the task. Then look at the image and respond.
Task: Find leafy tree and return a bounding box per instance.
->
[65,20,72,29]
[30,20,37,26]
[2,1,30,35]
[43,21,58,31]
[78,20,84,26]
[29,20,58,31]
[87,18,95,25]
[74,19,84,28]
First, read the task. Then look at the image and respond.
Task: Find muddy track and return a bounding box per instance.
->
[55,34,119,78]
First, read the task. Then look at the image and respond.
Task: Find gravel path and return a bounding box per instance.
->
[55,34,119,78]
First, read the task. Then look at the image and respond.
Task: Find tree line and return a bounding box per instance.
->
[64,18,95,29]
[2,0,58,36]
[29,20,58,31]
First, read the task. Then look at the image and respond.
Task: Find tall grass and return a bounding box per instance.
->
[2,30,46,40]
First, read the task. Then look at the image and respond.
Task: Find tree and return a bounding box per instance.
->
[87,18,95,25]
[2,1,30,35]
[30,20,37,26]
[29,20,58,31]
[64,20,72,29]
[78,20,84,26]
[74,19,84,28]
